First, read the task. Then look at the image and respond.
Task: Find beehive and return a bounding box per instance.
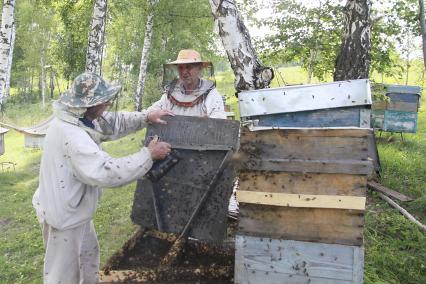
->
[0,127,8,155]
[372,84,421,133]
[235,79,372,283]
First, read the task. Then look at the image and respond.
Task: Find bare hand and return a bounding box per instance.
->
[148,109,175,124]
[147,135,171,160]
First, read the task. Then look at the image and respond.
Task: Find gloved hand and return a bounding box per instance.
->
[147,135,171,160]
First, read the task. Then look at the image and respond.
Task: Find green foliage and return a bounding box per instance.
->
[258,0,344,81]
[103,0,217,104]
[51,0,93,81]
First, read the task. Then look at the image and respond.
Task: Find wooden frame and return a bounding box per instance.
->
[237,190,366,210]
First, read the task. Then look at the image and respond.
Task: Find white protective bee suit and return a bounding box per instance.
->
[147,78,226,119]
[33,101,154,284]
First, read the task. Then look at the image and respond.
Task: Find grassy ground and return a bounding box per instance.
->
[1,66,425,283]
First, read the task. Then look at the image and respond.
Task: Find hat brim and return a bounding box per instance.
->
[166,60,212,67]
[59,85,121,108]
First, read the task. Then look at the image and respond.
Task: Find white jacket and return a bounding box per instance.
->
[33,102,153,230]
[148,79,226,119]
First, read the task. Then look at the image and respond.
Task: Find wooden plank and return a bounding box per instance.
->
[238,205,364,246]
[144,115,240,149]
[367,130,381,173]
[372,101,387,110]
[386,85,421,94]
[239,172,367,196]
[239,158,373,175]
[0,134,4,155]
[240,129,369,161]
[383,110,417,133]
[237,191,366,210]
[235,235,364,284]
[372,110,385,128]
[359,108,371,128]
[386,101,418,112]
[367,181,414,201]
[387,92,420,103]
[242,128,369,137]
[352,246,365,284]
[251,107,368,128]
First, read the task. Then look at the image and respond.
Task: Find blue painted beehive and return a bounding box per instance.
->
[238,79,372,129]
[372,84,421,133]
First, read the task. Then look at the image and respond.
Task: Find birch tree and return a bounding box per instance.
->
[0,0,16,109]
[334,0,372,81]
[134,0,158,112]
[85,0,107,75]
[209,0,273,93]
[5,20,15,98]
[420,0,426,69]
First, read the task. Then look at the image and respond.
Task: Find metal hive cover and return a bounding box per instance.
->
[238,79,372,118]
[131,115,240,242]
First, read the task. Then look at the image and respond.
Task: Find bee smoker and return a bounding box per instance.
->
[146,149,183,182]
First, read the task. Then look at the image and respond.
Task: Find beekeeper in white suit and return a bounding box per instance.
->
[32,72,173,284]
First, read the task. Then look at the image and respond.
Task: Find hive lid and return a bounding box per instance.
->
[385,84,422,95]
[0,127,8,135]
[238,79,372,117]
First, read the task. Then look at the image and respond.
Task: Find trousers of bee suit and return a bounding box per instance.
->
[41,220,99,284]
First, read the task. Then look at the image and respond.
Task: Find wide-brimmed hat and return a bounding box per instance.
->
[166,49,212,67]
[58,72,121,108]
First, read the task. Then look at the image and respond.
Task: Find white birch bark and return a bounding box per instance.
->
[0,0,15,109]
[419,0,426,69]
[134,0,157,112]
[40,55,46,107]
[85,0,107,75]
[5,22,15,97]
[334,0,371,81]
[209,0,273,93]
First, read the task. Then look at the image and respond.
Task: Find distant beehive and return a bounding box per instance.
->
[0,127,9,155]
[236,79,372,284]
[372,84,421,133]
[0,116,53,149]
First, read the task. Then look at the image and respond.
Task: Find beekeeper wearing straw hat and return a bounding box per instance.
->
[147,49,226,118]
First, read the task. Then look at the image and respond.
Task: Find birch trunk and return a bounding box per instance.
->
[134,0,157,112]
[209,0,273,93]
[307,49,316,84]
[405,35,411,85]
[50,69,54,99]
[5,22,15,98]
[85,0,107,75]
[419,0,426,69]
[334,0,371,81]
[40,56,46,107]
[0,0,16,109]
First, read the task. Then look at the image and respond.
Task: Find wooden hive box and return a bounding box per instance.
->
[372,84,421,133]
[235,80,372,284]
[0,127,8,155]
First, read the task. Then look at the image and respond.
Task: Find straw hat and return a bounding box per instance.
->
[166,49,212,67]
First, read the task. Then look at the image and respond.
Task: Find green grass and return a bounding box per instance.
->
[1,65,425,283]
